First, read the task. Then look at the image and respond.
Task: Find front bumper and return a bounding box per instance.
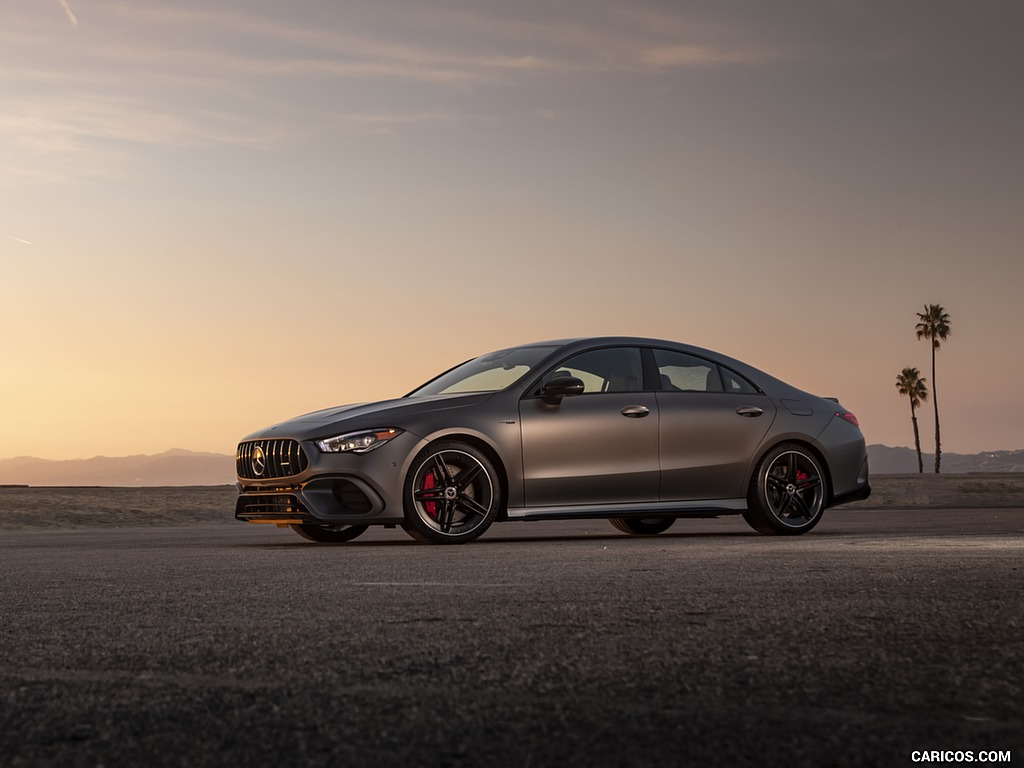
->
[235,475,401,525]
[234,432,417,526]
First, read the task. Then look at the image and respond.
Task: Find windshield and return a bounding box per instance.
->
[408,345,559,397]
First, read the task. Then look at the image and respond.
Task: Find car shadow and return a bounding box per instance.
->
[245,529,762,549]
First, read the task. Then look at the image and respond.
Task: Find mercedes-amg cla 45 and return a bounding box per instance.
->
[235,337,870,544]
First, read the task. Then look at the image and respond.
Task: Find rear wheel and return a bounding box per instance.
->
[743,443,827,535]
[290,523,369,543]
[401,441,501,544]
[609,517,676,535]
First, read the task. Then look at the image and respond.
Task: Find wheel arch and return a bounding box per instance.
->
[411,431,511,521]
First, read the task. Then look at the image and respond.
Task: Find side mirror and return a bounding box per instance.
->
[540,376,585,405]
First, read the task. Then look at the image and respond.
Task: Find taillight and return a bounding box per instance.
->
[837,411,860,428]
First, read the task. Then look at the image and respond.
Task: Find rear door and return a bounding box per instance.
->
[653,349,776,501]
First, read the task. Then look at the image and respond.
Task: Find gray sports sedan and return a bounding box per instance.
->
[235,337,869,543]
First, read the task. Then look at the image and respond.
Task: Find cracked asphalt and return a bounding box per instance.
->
[2,508,1022,767]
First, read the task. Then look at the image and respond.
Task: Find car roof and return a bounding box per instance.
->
[527,336,730,359]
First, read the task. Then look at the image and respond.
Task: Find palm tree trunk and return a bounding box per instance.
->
[910,403,923,474]
[932,344,941,473]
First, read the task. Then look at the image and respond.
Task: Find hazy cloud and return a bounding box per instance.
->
[0,1,818,185]
[58,0,78,27]
[330,110,495,136]
[2,232,33,246]
[89,2,785,81]
[641,43,770,69]
[0,94,283,186]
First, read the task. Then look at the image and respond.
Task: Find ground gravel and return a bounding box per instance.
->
[1,510,1021,767]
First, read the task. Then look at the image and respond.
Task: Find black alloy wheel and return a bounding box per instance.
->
[402,441,500,544]
[744,443,827,535]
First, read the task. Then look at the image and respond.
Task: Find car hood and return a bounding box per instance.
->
[243,392,494,441]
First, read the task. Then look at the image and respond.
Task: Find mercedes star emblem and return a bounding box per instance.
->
[251,445,267,477]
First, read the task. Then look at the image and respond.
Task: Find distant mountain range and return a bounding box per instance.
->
[865,445,1024,474]
[2,445,1023,487]
[0,449,235,487]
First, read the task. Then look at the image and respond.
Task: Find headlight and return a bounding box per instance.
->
[316,428,403,454]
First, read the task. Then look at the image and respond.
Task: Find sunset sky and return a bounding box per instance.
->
[3,0,1023,461]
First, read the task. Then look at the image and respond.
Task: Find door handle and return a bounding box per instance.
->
[621,405,651,418]
[736,406,764,417]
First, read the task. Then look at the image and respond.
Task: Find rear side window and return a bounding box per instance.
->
[654,349,723,392]
[720,367,759,394]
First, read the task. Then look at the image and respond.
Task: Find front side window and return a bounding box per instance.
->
[654,349,723,392]
[542,347,644,394]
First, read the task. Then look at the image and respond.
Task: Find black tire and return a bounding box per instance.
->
[609,517,676,535]
[743,443,828,535]
[401,441,501,544]
[290,524,368,543]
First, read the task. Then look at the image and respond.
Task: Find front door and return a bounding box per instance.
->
[519,346,659,507]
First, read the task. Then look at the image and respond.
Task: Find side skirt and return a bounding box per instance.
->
[507,499,747,522]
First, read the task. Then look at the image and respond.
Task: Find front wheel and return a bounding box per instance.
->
[609,517,676,535]
[401,441,501,544]
[290,524,369,543]
[743,443,827,535]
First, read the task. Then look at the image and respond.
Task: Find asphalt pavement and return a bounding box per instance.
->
[2,509,1022,767]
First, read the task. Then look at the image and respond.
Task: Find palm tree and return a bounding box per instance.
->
[895,367,929,473]
[915,304,951,473]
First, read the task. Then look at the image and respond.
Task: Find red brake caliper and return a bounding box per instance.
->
[796,469,808,488]
[422,469,438,519]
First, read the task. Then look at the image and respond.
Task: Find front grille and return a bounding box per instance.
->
[235,494,308,519]
[237,439,309,480]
